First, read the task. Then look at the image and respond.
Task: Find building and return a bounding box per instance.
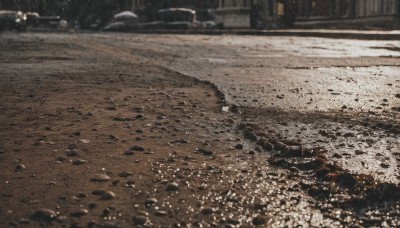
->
[215,0,296,28]
[215,0,399,28]
[295,0,400,28]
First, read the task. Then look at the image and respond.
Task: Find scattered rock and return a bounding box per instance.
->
[333,153,343,159]
[15,164,26,171]
[31,208,57,222]
[56,156,67,162]
[166,182,179,191]
[71,209,88,217]
[113,117,132,121]
[72,159,87,165]
[336,173,357,188]
[123,150,134,155]
[198,148,214,156]
[234,144,244,150]
[99,222,120,228]
[90,174,111,182]
[67,144,78,149]
[380,163,390,168]
[130,146,145,151]
[145,197,158,206]
[252,215,267,225]
[66,149,80,156]
[133,215,148,225]
[226,218,240,225]
[155,210,168,216]
[135,114,144,119]
[100,191,116,200]
[118,171,133,177]
[200,207,214,215]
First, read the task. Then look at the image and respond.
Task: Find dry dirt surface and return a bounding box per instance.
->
[0,32,400,227]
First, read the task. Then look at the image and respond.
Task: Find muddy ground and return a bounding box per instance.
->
[0,32,400,227]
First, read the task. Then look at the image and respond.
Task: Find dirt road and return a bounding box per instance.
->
[0,32,399,227]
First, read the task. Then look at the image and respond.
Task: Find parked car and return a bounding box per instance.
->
[196,8,223,29]
[104,11,139,32]
[0,10,27,32]
[25,12,40,27]
[156,8,197,30]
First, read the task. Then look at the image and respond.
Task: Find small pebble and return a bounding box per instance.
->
[100,191,116,200]
[90,174,111,182]
[31,208,57,222]
[155,210,168,216]
[15,164,26,171]
[166,182,179,191]
[201,207,214,215]
[72,159,87,165]
[235,144,244,150]
[252,215,267,225]
[66,149,80,156]
[145,197,158,206]
[133,215,148,225]
[130,146,145,151]
[198,148,214,156]
[71,209,88,217]
[118,171,133,177]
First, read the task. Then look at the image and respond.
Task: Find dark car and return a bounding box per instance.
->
[157,8,197,29]
[25,12,40,27]
[0,10,27,32]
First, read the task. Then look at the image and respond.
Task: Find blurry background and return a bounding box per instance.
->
[0,0,399,29]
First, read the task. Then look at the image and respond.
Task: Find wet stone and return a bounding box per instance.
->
[130,146,145,151]
[200,207,214,215]
[71,209,88,217]
[155,210,168,216]
[135,114,144,119]
[133,215,148,225]
[166,182,179,191]
[102,208,111,216]
[198,148,214,156]
[56,156,67,162]
[113,116,132,121]
[77,192,87,198]
[100,191,116,200]
[90,174,111,182]
[118,171,133,177]
[31,208,57,222]
[72,159,87,165]
[145,197,158,206]
[380,163,390,168]
[15,164,26,171]
[226,218,240,225]
[67,144,78,149]
[234,144,244,150]
[252,215,267,225]
[66,149,80,156]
